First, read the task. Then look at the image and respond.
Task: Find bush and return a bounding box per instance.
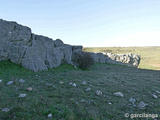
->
[73,52,94,69]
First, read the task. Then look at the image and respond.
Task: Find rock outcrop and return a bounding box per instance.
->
[105,53,140,67]
[0,19,140,71]
[85,52,140,67]
[0,19,82,71]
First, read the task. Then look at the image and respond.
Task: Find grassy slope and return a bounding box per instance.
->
[0,61,160,120]
[83,46,160,70]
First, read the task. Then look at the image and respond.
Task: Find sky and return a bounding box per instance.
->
[0,0,160,47]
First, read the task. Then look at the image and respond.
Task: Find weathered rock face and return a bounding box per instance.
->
[0,19,82,71]
[105,53,141,67]
[86,52,140,67]
[0,19,140,71]
[0,19,32,62]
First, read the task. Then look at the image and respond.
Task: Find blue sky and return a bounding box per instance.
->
[1,0,160,47]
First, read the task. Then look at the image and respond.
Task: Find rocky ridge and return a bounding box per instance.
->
[0,19,140,71]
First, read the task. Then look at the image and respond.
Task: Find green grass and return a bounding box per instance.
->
[83,46,160,70]
[0,60,160,120]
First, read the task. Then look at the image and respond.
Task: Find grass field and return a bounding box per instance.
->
[0,47,160,120]
[84,46,160,70]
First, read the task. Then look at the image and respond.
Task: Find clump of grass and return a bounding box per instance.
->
[43,104,75,119]
[53,64,76,72]
[0,54,160,120]
[0,60,33,80]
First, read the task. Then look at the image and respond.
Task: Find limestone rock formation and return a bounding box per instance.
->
[0,19,82,71]
[105,53,141,67]
[85,52,140,67]
[0,19,140,71]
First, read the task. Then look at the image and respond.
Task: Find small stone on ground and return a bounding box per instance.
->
[26,87,32,91]
[69,82,77,87]
[96,90,103,96]
[72,83,77,87]
[7,81,14,85]
[129,97,136,104]
[82,81,87,85]
[19,79,25,83]
[138,101,148,109]
[113,92,124,97]
[152,94,158,99]
[155,90,160,94]
[108,102,112,105]
[85,87,91,92]
[1,108,10,112]
[48,113,52,118]
[19,93,27,98]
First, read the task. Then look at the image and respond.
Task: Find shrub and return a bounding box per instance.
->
[73,52,94,69]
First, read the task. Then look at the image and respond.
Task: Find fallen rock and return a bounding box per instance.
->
[129,97,136,104]
[1,108,10,112]
[6,81,14,85]
[138,101,148,109]
[69,82,77,87]
[19,79,25,83]
[85,87,91,92]
[96,90,103,96]
[19,93,27,98]
[113,92,124,97]
[72,83,77,87]
[48,113,52,118]
[26,87,32,91]
[108,102,112,105]
[155,90,160,94]
[82,81,87,85]
[152,94,158,99]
